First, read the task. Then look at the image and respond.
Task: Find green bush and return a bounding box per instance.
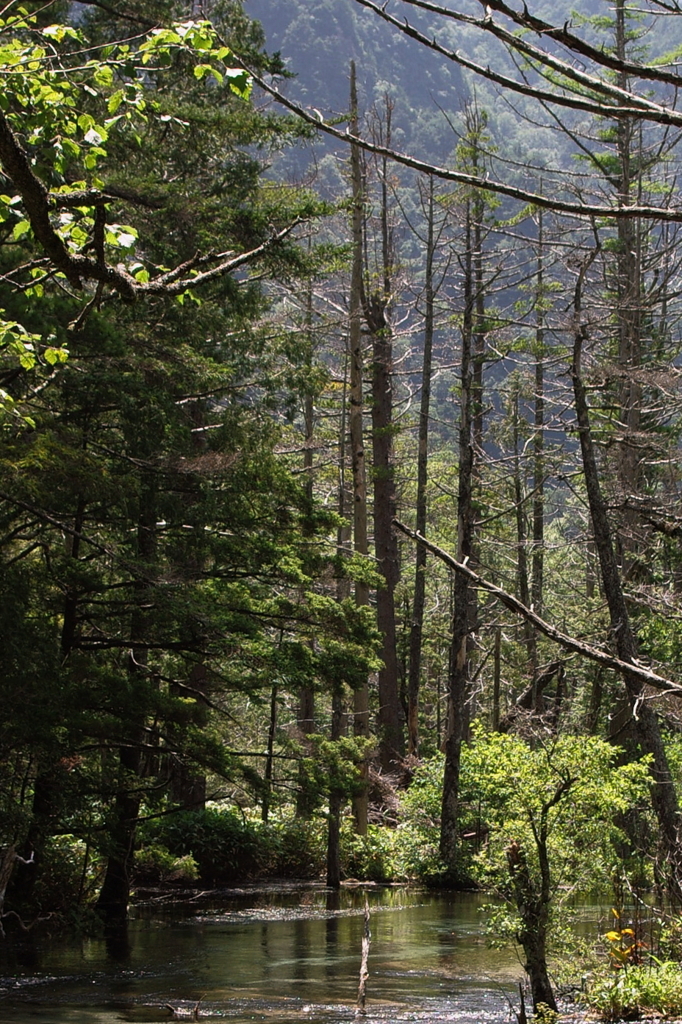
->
[31,834,103,912]
[398,755,474,884]
[139,809,327,886]
[141,810,267,885]
[585,962,682,1020]
[659,916,682,961]
[340,822,398,881]
[264,814,327,877]
[134,844,199,885]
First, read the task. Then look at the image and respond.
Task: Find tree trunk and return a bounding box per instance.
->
[96,476,156,925]
[326,690,345,888]
[169,664,208,812]
[532,207,545,620]
[571,263,682,899]
[261,680,278,823]
[297,285,317,818]
[367,97,403,772]
[328,356,351,887]
[614,0,643,560]
[408,176,436,757]
[492,626,501,731]
[511,384,535,674]
[14,495,87,907]
[349,62,370,835]
[507,841,557,1013]
[440,203,475,874]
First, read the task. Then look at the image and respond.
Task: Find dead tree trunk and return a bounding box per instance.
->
[349,62,370,836]
[408,176,438,756]
[297,294,317,818]
[531,207,545,622]
[328,353,351,888]
[440,202,475,874]
[366,97,403,772]
[571,260,682,899]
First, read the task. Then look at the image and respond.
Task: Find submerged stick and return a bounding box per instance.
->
[517,982,527,1024]
[356,895,371,1015]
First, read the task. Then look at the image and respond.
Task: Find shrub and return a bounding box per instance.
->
[340,822,398,882]
[139,809,327,886]
[140,810,266,885]
[585,961,682,1020]
[31,834,103,912]
[134,844,199,885]
[264,814,326,877]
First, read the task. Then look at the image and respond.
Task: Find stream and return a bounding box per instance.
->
[0,885,594,1024]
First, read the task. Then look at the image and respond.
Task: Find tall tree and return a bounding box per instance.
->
[365,98,404,772]
[0,2,377,922]
[440,191,476,874]
[407,176,443,756]
[349,62,371,835]
[571,258,682,898]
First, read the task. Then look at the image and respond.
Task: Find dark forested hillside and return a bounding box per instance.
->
[246,0,465,114]
[247,0,682,171]
[246,0,465,156]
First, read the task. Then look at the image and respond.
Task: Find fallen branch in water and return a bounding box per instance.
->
[356,895,371,1015]
[165,999,201,1020]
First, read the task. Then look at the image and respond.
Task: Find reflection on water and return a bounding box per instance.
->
[0,886,532,1024]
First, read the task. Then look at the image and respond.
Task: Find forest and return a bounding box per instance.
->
[3,0,682,1018]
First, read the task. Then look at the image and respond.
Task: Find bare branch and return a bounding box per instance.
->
[394,519,682,696]
[353,0,682,123]
[246,68,682,222]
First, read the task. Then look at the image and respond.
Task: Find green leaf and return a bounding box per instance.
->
[18,348,35,370]
[12,219,30,240]
[42,24,81,42]
[131,262,150,283]
[83,125,108,145]
[44,346,68,365]
[107,89,124,115]
[93,65,113,87]
[225,68,251,97]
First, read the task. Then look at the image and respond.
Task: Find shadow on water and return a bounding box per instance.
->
[104,924,132,965]
[0,885,553,1023]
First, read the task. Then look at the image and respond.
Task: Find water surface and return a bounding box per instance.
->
[0,885,533,1024]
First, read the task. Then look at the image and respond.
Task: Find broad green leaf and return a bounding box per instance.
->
[42,24,81,42]
[44,346,68,365]
[93,65,114,87]
[107,89,124,115]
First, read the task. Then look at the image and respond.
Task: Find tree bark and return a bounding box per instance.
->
[349,62,370,835]
[14,495,87,906]
[261,680,278,824]
[328,356,351,887]
[96,475,156,925]
[365,97,403,772]
[408,177,436,757]
[531,208,545,622]
[297,328,317,817]
[440,203,475,874]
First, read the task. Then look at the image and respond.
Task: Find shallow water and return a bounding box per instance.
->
[0,885,550,1024]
